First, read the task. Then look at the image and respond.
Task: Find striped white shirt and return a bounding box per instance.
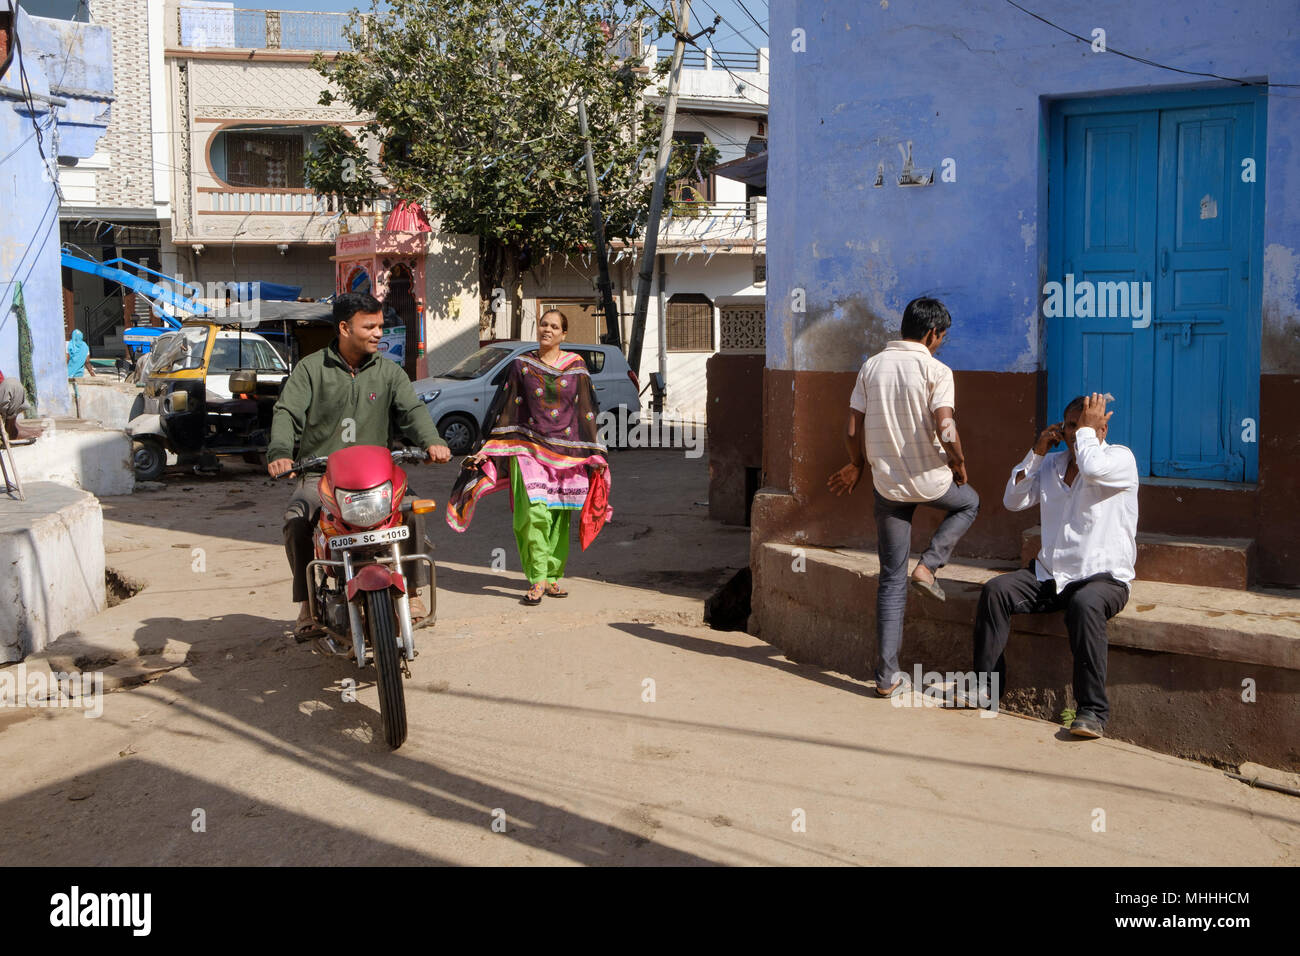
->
[849,340,955,502]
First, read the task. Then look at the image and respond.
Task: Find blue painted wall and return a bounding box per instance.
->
[768,0,1300,375]
[1,7,111,415]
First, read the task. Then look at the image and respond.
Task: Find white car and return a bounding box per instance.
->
[414,342,643,455]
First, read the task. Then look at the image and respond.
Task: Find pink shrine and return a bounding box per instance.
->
[333,201,434,379]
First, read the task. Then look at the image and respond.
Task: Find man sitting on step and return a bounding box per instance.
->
[971,392,1138,739]
[0,370,42,443]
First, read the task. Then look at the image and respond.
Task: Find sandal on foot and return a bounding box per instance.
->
[910,574,946,602]
[523,583,545,606]
[545,583,568,598]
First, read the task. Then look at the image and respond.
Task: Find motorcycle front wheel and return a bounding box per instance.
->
[365,589,408,749]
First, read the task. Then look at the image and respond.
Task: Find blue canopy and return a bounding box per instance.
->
[229,282,302,302]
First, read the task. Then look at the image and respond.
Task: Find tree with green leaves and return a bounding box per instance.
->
[310,0,670,333]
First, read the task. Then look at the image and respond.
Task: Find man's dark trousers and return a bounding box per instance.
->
[283,475,429,604]
[973,567,1129,725]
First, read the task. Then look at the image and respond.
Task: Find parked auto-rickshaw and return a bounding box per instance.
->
[126,302,336,480]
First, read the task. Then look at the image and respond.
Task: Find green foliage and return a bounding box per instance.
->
[304,125,379,215]
[312,0,669,267]
[666,138,722,217]
[1060,707,1076,726]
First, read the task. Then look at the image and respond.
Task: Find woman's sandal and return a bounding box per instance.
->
[523,582,545,606]
[545,583,568,598]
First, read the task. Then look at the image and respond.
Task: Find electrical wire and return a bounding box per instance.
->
[1003,0,1300,90]
[733,0,768,39]
[0,190,61,335]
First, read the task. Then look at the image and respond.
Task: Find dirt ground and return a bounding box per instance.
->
[0,449,1296,865]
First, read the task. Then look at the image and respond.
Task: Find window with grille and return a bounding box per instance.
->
[720,307,765,352]
[666,294,714,351]
[224,131,305,188]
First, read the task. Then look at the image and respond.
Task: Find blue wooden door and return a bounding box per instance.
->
[1049,90,1264,482]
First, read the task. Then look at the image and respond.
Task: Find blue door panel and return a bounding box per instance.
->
[1152,104,1254,481]
[1052,110,1156,471]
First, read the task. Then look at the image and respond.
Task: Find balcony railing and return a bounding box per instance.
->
[662,198,765,243]
[657,47,767,72]
[173,5,357,52]
[199,188,390,215]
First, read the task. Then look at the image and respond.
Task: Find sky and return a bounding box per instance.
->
[17,0,770,55]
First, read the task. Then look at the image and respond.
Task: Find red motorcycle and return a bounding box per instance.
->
[278,445,437,749]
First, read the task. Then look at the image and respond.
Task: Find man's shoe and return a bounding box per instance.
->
[910,575,946,602]
[875,673,913,698]
[945,681,994,710]
[1069,716,1104,739]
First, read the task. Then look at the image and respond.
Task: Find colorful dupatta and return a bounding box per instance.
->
[446,350,612,547]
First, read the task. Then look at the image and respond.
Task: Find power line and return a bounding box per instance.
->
[1003,0,1300,89]
[733,0,768,38]
[0,190,62,336]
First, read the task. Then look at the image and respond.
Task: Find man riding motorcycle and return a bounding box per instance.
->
[268,291,452,638]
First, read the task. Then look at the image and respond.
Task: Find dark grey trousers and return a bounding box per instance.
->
[283,475,428,604]
[973,567,1129,725]
[872,480,980,686]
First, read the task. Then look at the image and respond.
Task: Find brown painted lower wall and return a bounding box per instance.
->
[757,368,1300,587]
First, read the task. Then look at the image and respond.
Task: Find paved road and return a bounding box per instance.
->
[0,450,1296,865]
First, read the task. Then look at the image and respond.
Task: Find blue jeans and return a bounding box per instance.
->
[873,480,980,686]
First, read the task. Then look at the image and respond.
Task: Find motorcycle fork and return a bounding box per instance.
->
[340,542,416,671]
[340,550,367,666]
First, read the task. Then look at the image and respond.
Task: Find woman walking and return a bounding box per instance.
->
[446,309,611,604]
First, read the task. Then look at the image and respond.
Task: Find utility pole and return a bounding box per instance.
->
[626,0,716,377]
[578,97,621,347]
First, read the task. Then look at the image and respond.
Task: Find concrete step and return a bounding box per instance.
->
[752,541,1300,772]
[1022,526,1254,590]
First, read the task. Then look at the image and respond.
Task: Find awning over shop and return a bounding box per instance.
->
[711,151,767,189]
[229,281,302,302]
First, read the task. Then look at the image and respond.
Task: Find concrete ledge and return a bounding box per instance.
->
[68,378,143,430]
[1023,526,1256,590]
[752,541,1300,771]
[9,419,134,497]
[0,483,106,662]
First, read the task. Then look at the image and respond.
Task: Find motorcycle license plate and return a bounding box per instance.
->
[328,525,409,551]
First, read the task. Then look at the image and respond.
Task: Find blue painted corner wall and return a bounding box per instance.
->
[768,0,1300,376]
[1,7,112,416]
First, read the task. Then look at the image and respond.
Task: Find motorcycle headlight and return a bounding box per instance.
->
[418,388,441,403]
[336,482,393,529]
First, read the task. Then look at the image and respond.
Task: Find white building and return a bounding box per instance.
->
[161,2,381,304]
[57,0,173,357]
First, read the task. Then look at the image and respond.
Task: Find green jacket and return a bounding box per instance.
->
[268,340,444,468]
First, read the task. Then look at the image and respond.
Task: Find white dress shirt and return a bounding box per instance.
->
[1002,427,1139,590]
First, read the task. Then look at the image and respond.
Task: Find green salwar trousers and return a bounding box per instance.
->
[511,457,572,585]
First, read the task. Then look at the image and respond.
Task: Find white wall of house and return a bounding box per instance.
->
[520,248,764,423]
